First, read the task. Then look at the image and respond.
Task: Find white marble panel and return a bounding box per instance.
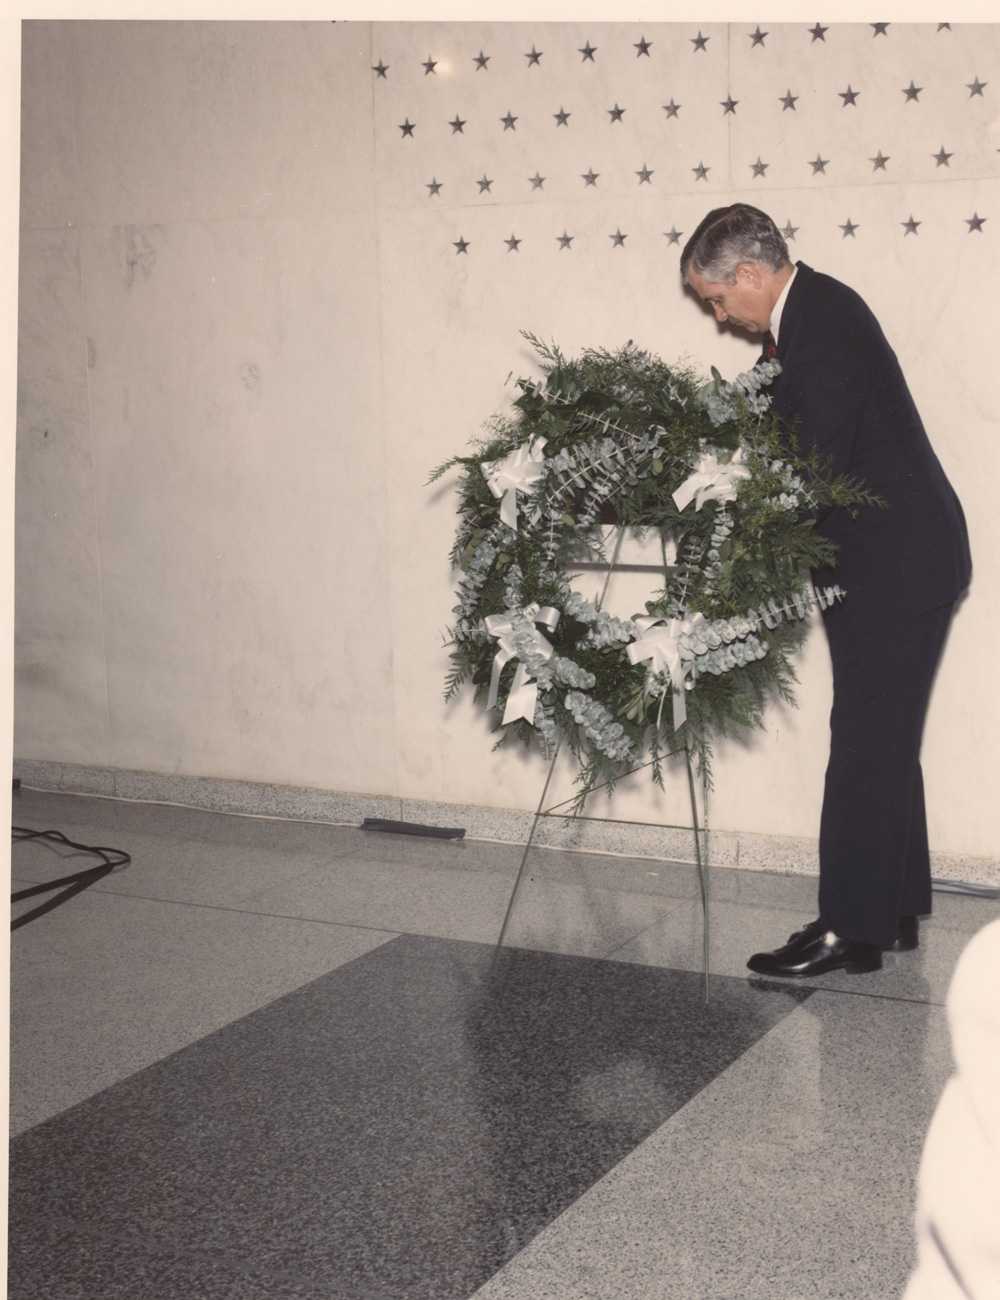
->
[19,22,82,230]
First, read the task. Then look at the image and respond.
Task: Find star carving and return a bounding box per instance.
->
[840,218,859,238]
[528,173,545,190]
[871,150,890,171]
[501,111,518,132]
[477,174,494,194]
[751,157,769,178]
[422,55,438,75]
[938,23,951,31]
[505,234,522,252]
[871,22,890,36]
[581,168,599,187]
[372,60,389,78]
[399,118,416,138]
[691,31,710,52]
[809,154,830,174]
[780,89,799,111]
[426,177,443,196]
[453,237,470,254]
[579,41,597,62]
[663,98,682,118]
[749,26,768,47]
[635,36,653,57]
[473,50,490,70]
[902,81,923,102]
[554,107,571,126]
[608,103,626,123]
[782,220,799,241]
[525,45,543,66]
[967,77,987,97]
[557,231,574,249]
[636,164,654,184]
[664,227,683,245]
[839,85,860,107]
[902,215,922,235]
[809,23,829,42]
[933,146,954,167]
[610,229,628,247]
[693,160,710,180]
[449,115,466,134]
[966,212,987,232]
[721,94,738,115]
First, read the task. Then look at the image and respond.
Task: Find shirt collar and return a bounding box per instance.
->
[769,264,798,343]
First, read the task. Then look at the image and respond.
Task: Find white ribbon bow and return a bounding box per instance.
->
[482,437,547,531]
[672,446,750,512]
[484,602,561,726]
[626,613,707,730]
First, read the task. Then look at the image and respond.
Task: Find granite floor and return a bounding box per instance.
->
[9,786,999,1300]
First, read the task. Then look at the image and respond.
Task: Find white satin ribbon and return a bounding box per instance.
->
[481,437,548,531]
[484,602,561,726]
[672,446,750,512]
[626,614,703,730]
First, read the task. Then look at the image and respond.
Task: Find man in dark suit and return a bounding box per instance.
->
[680,204,971,978]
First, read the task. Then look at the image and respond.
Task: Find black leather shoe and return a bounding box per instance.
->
[783,914,919,954]
[747,928,883,978]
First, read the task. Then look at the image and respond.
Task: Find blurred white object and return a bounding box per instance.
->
[903,916,1000,1299]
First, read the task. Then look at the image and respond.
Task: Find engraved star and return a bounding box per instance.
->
[426,177,443,196]
[505,234,522,252]
[809,23,829,41]
[782,220,799,241]
[473,50,490,71]
[477,174,494,194]
[871,22,890,36]
[608,103,626,123]
[871,150,890,171]
[557,231,574,249]
[751,156,769,178]
[967,77,987,97]
[902,214,921,235]
[721,94,739,115]
[449,115,467,134]
[581,168,599,187]
[501,111,518,131]
[635,36,653,57]
[636,164,654,184]
[664,227,683,245]
[839,85,860,107]
[691,31,710,52]
[399,118,416,138]
[938,23,951,31]
[809,154,830,174]
[663,98,682,118]
[579,41,597,61]
[610,228,628,247]
[966,212,987,232]
[372,60,389,78]
[453,237,470,254]
[422,55,438,75]
[933,145,954,166]
[749,25,768,47]
[528,173,545,190]
[525,45,543,67]
[902,81,923,102]
[780,89,799,111]
[693,160,710,180]
[840,218,859,238]
[554,106,571,126]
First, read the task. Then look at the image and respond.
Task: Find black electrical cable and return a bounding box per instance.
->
[11,827,131,931]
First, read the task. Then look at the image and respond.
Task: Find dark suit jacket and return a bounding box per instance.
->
[765,261,971,614]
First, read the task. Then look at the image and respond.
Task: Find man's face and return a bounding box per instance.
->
[687,264,771,335]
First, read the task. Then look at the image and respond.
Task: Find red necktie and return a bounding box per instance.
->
[764,331,778,359]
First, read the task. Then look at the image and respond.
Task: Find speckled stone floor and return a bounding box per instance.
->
[9,787,999,1300]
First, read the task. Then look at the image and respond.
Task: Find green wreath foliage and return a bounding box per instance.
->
[430,333,881,795]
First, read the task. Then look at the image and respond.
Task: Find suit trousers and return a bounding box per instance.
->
[817,598,955,947]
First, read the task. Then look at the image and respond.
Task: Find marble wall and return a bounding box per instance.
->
[15,21,1000,862]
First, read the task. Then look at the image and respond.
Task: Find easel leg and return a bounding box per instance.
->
[494,741,561,954]
[684,738,710,993]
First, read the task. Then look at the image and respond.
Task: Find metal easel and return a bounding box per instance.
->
[493,526,712,987]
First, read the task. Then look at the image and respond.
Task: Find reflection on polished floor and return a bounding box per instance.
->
[9,787,998,1300]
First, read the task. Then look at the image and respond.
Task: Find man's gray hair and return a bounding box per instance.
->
[680,204,791,283]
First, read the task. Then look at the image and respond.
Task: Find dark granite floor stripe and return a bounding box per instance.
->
[10,936,813,1300]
